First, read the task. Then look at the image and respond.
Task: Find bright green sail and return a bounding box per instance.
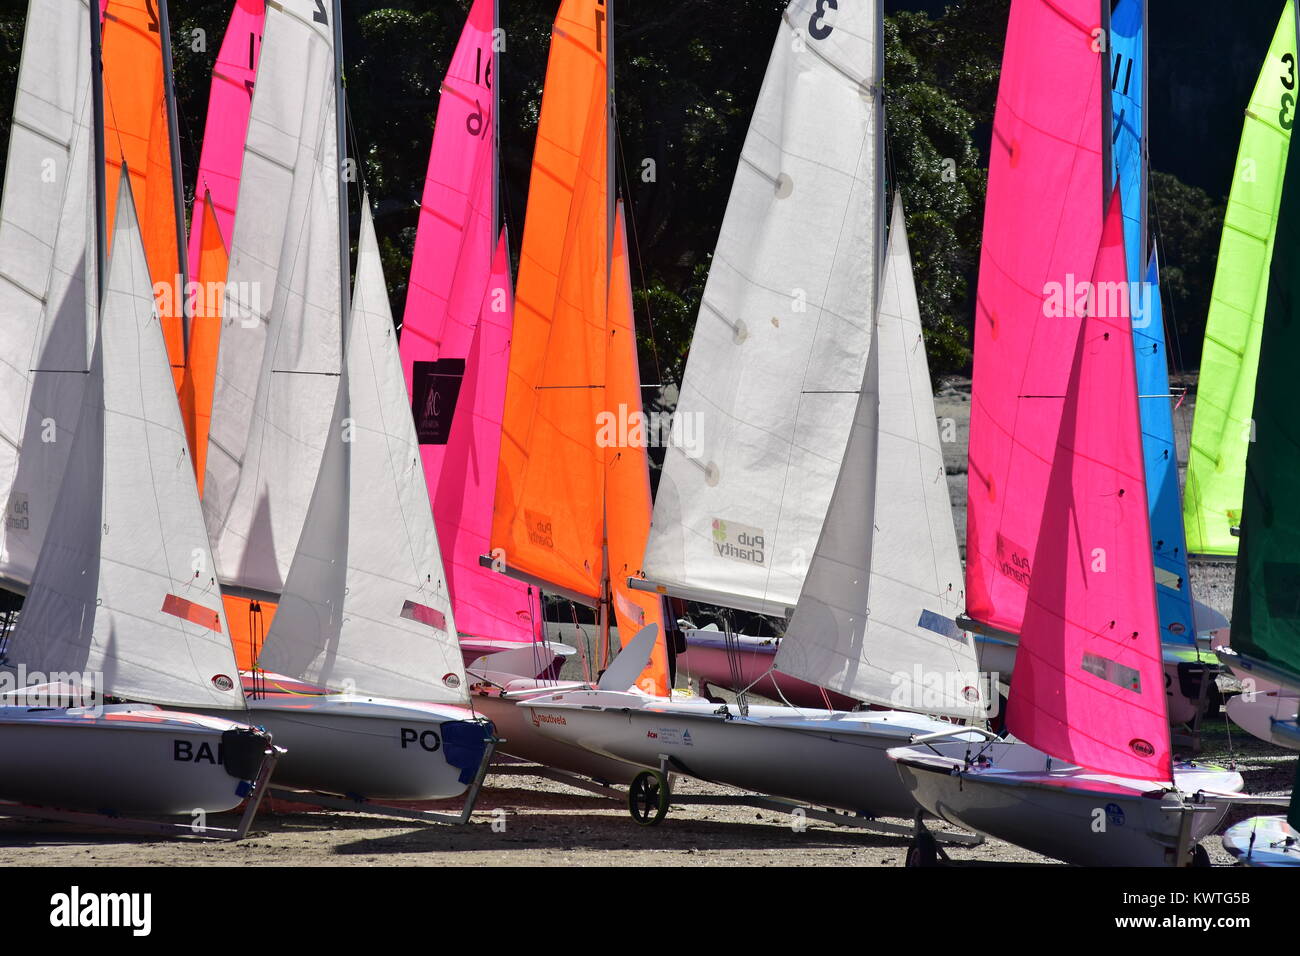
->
[1232,45,1300,691]
[1184,1,1296,556]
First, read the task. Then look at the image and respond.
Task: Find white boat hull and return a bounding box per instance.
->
[236,695,493,801]
[1225,692,1300,749]
[1222,816,1300,866]
[520,689,982,818]
[473,690,642,786]
[889,744,1242,866]
[0,705,271,816]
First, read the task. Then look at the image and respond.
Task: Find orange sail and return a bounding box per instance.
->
[179,192,227,498]
[101,0,184,387]
[606,205,668,695]
[491,0,610,600]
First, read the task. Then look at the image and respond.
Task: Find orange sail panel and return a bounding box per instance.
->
[101,0,184,387]
[179,193,228,498]
[225,594,277,672]
[606,205,668,696]
[491,0,610,599]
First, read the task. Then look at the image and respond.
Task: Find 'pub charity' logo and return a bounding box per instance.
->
[712,518,765,566]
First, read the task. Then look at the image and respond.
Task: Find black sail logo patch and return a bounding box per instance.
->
[411,359,466,445]
[1129,738,1155,758]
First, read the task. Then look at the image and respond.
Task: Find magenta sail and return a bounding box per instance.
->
[432,231,535,641]
[965,0,1106,635]
[1007,190,1172,781]
[186,0,264,272]
[401,0,533,643]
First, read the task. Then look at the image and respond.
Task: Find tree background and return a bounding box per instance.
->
[0,0,1270,381]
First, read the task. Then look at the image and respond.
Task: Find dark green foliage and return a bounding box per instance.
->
[0,0,1247,380]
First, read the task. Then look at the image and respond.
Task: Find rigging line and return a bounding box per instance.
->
[614,119,664,386]
[1145,173,1197,455]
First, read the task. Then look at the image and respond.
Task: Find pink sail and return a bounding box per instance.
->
[1007,190,1172,781]
[432,231,535,641]
[186,0,264,273]
[965,0,1106,634]
[402,0,533,643]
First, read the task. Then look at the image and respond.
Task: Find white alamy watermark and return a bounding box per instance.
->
[49,887,151,937]
[0,665,104,713]
[889,666,1001,717]
[1042,275,1154,328]
[151,276,263,327]
[595,403,703,457]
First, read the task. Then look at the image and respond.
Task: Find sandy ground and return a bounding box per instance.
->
[1,378,1290,867]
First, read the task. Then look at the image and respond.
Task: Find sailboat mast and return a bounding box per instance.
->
[332,0,350,349]
[89,0,108,308]
[158,0,191,359]
[875,0,885,284]
[493,0,501,234]
[1101,0,1114,208]
[1139,0,1149,265]
[598,0,615,669]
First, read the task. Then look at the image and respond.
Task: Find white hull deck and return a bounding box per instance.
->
[889,739,1243,866]
[232,694,494,801]
[1222,815,1300,866]
[0,705,272,816]
[518,689,984,819]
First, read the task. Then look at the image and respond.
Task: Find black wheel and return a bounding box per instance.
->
[905,831,939,867]
[628,770,669,826]
[1190,843,1211,867]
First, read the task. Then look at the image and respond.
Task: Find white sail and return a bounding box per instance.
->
[257,202,468,704]
[2,176,245,711]
[775,195,982,718]
[204,0,342,595]
[641,0,879,617]
[0,0,97,591]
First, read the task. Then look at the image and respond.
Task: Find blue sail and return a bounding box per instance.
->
[1112,0,1197,645]
[1110,0,1144,284]
[1136,252,1197,644]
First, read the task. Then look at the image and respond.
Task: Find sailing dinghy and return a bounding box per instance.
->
[506,0,1001,827]
[189,0,495,803]
[229,201,494,802]
[400,0,569,677]
[0,0,275,822]
[889,189,1241,867]
[1219,86,1300,861]
[0,172,274,818]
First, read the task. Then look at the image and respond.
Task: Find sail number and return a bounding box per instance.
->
[466,48,492,138]
[1282,52,1296,131]
[808,0,837,40]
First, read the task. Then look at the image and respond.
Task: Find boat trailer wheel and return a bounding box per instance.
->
[905,831,940,867]
[628,770,669,826]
